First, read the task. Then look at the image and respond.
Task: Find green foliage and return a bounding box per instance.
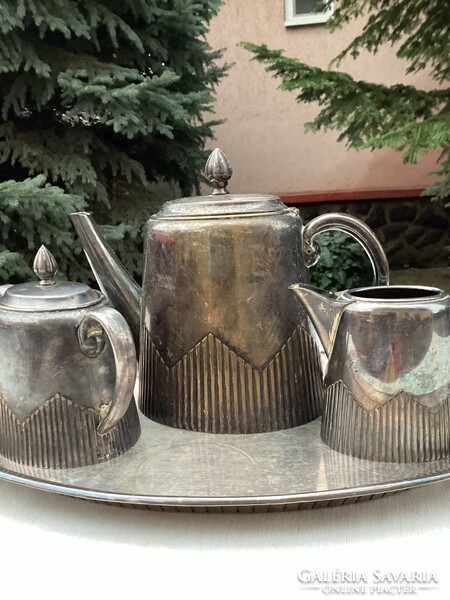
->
[243,0,450,202]
[309,231,371,292]
[0,0,227,284]
[0,176,86,281]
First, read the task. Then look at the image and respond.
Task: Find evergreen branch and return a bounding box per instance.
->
[243,43,450,161]
[0,175,86,281]
[0,0,148,51]
[0,126,99,187]
[0,1,26,34]
[328,0,450,81]
[427,153,450,203]
[362,114,450,162]
[0,0,227,283]
[87,1,145,52]
[95,146,147,185]
[0,32,51,77]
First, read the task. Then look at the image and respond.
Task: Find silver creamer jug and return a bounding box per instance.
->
[71,149,388,434]
[291,283,450,462]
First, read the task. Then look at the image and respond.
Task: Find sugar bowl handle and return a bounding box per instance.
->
[78,306,137,435]
[302,213,389,286]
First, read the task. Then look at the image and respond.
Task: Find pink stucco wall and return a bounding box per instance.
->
[206,0,439,195]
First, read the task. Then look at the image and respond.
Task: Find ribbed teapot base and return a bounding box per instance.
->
[139,325,324,434]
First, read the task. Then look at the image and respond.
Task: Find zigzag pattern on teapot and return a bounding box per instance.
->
[0,393,141,469]
[139,324,324,434]
[322,380,450,463]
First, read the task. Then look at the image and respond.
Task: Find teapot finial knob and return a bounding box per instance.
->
[33,245,58,286]
[205,148,232,195]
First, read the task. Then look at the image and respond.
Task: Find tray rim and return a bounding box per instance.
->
[0,456,449,508]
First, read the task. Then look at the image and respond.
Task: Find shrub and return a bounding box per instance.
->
[309,231,372,292]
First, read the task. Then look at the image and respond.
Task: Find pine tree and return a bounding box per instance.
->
[0,0,226,284]
[244,1,450,202]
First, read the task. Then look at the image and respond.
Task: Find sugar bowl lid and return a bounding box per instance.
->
[0,246,101,311]
[154,148,290,219]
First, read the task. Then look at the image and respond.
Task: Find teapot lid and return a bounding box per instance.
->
[154,149,290,219]
[0,246,101,311]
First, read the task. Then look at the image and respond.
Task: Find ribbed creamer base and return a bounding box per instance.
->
[0,394,141,469]
[139,325,323,433]
[322,381,450,463]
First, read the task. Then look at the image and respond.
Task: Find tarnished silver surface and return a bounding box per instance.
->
[69,214,141,347]
[204,147,233,195]
[33,245,58,286]
[1,245,100,311]
[290,284,450,462]
[0,393,140,470]
[79,306,138,435]
[0,414,449,511]
[0,247,140,468]
[71,149,389,434]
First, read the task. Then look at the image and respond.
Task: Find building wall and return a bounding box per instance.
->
[206,0,440,196]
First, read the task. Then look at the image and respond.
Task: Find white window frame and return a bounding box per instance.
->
[284,0,334,27]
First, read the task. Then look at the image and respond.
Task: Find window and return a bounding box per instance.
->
[285,0,334,27]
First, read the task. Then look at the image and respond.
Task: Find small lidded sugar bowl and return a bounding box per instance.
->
[0,246,140,469]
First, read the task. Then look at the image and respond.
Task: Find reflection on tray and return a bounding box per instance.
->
[0,416,449,510]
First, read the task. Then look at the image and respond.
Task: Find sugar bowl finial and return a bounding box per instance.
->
[33,245,58,286]
[205,148,232,195]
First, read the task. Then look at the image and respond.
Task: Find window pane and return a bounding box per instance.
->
[295,0,324,15]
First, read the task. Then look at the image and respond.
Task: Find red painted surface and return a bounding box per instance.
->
[277,188,428,205]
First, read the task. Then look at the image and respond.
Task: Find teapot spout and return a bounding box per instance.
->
[289,284,353,358]
[71,212,141,350]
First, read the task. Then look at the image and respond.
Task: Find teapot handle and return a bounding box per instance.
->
[302,213,389,286]
[78,306,137,435]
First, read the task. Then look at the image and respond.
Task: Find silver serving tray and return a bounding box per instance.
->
[0,414,449,512]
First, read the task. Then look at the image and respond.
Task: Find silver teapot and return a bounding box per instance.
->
[290,283,450,462]
[71,149,389,434]
[0,246,140,468]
